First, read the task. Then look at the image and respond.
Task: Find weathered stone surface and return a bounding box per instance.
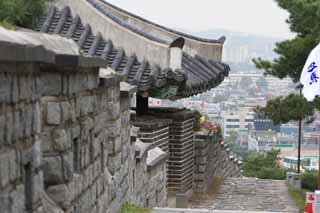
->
[209,178,298,213]
[47,102,61,125]
[0,31,169,213]
[193,130,241,193]
[43,156,64,186]
[52,129,69,152]
[39,190,64,213]
[47,184,71,209]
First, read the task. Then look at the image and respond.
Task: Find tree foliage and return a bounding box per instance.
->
[301,169,318,191]
[255,94,320,124]
[243,149,287,180]
[253,0,320,123]
[227,143,258,159]
[0,0,47,28]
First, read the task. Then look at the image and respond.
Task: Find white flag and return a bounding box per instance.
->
[300,43,320,101]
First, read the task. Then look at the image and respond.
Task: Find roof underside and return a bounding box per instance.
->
[36,6,230,99]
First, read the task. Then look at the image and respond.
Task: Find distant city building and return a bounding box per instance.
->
[223,109,254,137]
[254,118,280,132]
[282,156,318,171]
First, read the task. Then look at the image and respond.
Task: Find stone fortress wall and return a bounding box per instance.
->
[194,130,242,193]
[0,29,167,213]
[0,1,239,212]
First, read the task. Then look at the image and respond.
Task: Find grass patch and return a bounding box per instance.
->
[0,21,16,30]
[288,186,308,213]
[120,203,150,213]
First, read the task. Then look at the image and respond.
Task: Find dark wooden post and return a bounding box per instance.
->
[297,86,302,174]
[136,94,148,115]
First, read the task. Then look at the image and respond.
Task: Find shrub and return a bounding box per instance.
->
[193,110,202,131]
[120,203,150,213]
[301,170,318,191]
[0,0,47,28]
[243,149,286,180]
[0,21,17,30]
[258,167,286,180]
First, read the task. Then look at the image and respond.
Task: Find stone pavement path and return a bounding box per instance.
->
[210,178,299,213]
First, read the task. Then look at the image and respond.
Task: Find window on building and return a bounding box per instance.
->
[226,119,240,122]
[226,125,240,128]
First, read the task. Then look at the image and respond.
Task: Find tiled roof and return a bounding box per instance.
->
[36,6,229,99]
[93,0,226,44]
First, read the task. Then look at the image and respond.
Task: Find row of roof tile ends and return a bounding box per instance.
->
[36,4,230,99]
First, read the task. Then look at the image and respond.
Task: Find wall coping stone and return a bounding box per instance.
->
[0,27,107,68]
[135,139,152,160]
[145,107,196,120]
[120,82,137,97]
[131,115,172,129]
[147,147,168,171]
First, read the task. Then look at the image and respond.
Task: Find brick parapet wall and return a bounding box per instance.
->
[194,131,242,193]
[131,115,172,153]
[143,108,195,194]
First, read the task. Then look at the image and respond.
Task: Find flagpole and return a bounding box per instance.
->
[297,87,302,174]
[318,134,320,189]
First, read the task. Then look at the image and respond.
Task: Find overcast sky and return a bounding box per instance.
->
[107,0,293,39]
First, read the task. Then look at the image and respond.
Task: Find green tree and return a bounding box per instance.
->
[243,149,287,180]
[0,0,47,28]
[228,143,257,159]
[253,0,320,123]
[301,170,318,191]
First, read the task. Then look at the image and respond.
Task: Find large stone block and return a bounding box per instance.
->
[62,153,73,182]
[47,102,61,125]
[12,108,20,142]
[43,156,64,186]
[80,96,94,116]
[108,154,122,176]
[0,149,16,187]
[4,106,13,144]
[24,104,33,138]
[47,184,71,209]
[0,72,11,103]
[32,139,42,169]
[10,74,19,103]
[32,102,42,135]
[52,129,70,152]
[19,74,33,101]
[32,172,44,205]
[0,113,5,145]
[60,101,75,123]
[40,72,62,96]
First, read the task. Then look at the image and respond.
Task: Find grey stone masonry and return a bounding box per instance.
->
[132,140,168,208]
[0,27,109,213]
[194,131,242,193]
[0,27,168,213]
